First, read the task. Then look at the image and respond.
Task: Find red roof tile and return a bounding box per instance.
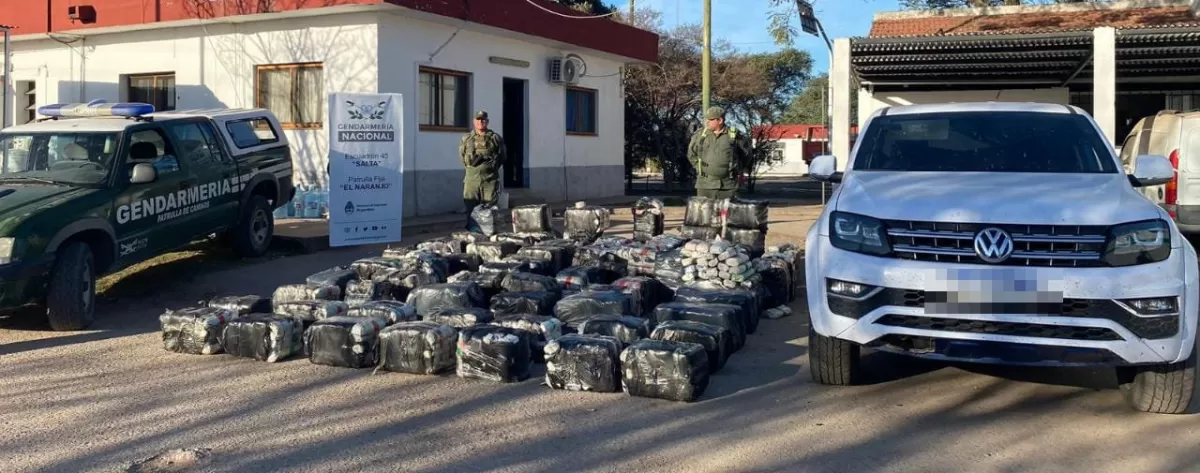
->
[752,125,858,140]
[869,6,1199,38]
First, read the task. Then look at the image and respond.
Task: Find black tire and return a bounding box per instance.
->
[231,195,274,258]
[46,242,96,331]
[809,330,861,385]
[1119,341,1197,414]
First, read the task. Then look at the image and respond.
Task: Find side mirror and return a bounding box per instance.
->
[130,163,158,184]
[1129,154,1174,188]
[808,155,843,183]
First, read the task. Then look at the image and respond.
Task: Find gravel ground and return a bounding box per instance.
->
[3,202,1200,473]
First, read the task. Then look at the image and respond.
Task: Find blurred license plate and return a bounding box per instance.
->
[926,268,1063,313]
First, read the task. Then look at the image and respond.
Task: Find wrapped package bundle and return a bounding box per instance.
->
[516,244,575,274]
[305,316,387,369]
[406,282,487,317]
[457,325,533,383]
[272,284,341,311]
[305,265,359,292]
[495,314,565,361]
[416,236,468,255]
[679,240,761,290]
[563,206,611,244]
[452,231,489,245]
[377,321,458,375]
[578,315,651,348]
[632,197,666,241]
[684,196,724,227]
[724,197,770,230]
[653,249,686,289]
[378,269,435,302]
[399,251,452,284]
[500,271,561,295]
[501,256,556,276]
[511,204,552,234]
[572,248,629,281]
[556,265,612,291]
[351,257,411,280]
[347,300,418,325]
[344,279,397,307]
[723,227,766,257]
[650,320,732,373]
[653,302,745,351]
[467,241,520,263]
[553,290,632,328]
[274,300,350,323]
[426,307,495,328]
[480,261,526,276]
[207,295,272,316]
[612,276,673,318]
[490,291,560,316]
[544,334,622,392]
[674,286,761,335]
[160,307,239,355]
[220,315,305,363]
[464,271,506,301]
[621,339,709,402]
[491,231,559,246]
[763,304,794,320]
[679,225,721,241]
[758,264,792,309]
[469,204,502,236]
[380,246,416,260]
[443,253,484,275]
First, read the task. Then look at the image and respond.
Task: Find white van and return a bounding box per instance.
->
[1119,110,1200,232]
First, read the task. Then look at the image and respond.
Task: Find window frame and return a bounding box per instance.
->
[254,62,325,130]
[418,66,472,132]
[225,117,282,150]
[565,86,598,136]
[126,72,177,112]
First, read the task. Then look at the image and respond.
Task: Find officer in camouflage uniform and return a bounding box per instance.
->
[459,110,507,212]
[687,106,750,200]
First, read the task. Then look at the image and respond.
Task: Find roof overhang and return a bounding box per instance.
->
[851,26,1200,89]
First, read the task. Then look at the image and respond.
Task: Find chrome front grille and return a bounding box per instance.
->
[884,220,1108,267]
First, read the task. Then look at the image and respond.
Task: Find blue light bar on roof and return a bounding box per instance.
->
[38,100,155,118]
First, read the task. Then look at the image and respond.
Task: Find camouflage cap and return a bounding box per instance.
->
[704,106,725,120]
[474,110,489,120]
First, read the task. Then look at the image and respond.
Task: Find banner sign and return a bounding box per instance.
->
[328,93,404,247]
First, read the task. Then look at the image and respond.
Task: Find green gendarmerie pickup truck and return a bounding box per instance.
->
[0,105,295,330]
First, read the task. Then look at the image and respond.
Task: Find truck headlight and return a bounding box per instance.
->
[829,211,891,256]
[1104,220,1170,267]
[0,238,15,265]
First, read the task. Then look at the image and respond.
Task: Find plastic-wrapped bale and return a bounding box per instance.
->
[679,225,721,241]
[444,253,484,275]
[467,241,520,263]
[272,284,341,311]
[500,271,561,295]
[544,334,622,392]
[206,295,272,316]
[757,261,792,309]
[653,302,745,351]
[632,197,666,241]
[572,248,629,281]
[416,236,468,255]
[469,204,502,236]
[763,305,793,320]
[491,231,559,246]
[464,271,506,301]
[452,231,489,245]
[377,321,458,375]
[495,314,565,361]
[379,269,436,302]
[553,290,632,328]
[579,315,651,349]
[501,256,557,277]
[480,261,525,276]
[650,320,731,373]
[724,196,769,230]
[400,251,452,284]
[305,316,387,369]
[612,276,673,318]
[516,244,575,274]
[674,286,761,335]
[160,307,239,355]
[305,265,359,292]
[220,315,305,362]
[380,246,414,260]
[684,196,724,227]
[511,204,552,233]
[620,339,709,402]
[679,239,762,290]
[344,279,397,307]
[724,227,766,257]
[406,282,487,318]
[351,257,411,280]
[616,245,666,277]
[457,325,533,383]
[653,249,686,289]
[426,307,495,328]
[564,206,611,243]
[490,291,560,316]
[556,265,612,291]
[274,301,350,323]
[347,300,418,325]
[764,244,802,301]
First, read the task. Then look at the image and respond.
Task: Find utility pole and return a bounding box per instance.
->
[702,0,711,113]
[629,0,634,18]
[1,25,10,129]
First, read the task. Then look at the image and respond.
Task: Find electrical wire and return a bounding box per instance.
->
[524,0,617,19]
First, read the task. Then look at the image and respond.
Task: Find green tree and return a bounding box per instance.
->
[779,74,858,126]
[553,0,615,14]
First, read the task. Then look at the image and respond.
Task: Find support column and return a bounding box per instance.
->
[1093,27,1117,144]
[831,38,852,171]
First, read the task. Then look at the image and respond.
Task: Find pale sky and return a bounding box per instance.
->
[631,0,902,73]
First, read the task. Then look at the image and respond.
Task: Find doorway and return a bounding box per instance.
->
[502,78,528,188]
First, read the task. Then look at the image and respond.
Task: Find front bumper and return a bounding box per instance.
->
[806,236,1199,366]
[0,255,55,310]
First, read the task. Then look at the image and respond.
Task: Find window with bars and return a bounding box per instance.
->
[255,63,324,129]
[419,67,471,130]
[127,73,176,112]
[566,86,597,135]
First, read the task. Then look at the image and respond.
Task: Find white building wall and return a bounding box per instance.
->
[858,87,1071,125]
[752,138,811,176]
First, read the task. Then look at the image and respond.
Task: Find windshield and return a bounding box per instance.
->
[851,111,1119,174]
[0,132,120,185]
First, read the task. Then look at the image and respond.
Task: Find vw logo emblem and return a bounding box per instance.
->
[974,227,1014,263]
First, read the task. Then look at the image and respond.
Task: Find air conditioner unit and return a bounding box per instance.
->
[548,57,567,84]
[548,55,585,85]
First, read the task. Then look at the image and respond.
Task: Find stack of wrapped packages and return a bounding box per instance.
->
[679,197,723,240]
[676,239,762,291]
[722,197,770,257]
[563,201,611,245]
[756,244,801,319]
[631,197,665,241]
[493,204,558,244]
[469,204,504,236]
